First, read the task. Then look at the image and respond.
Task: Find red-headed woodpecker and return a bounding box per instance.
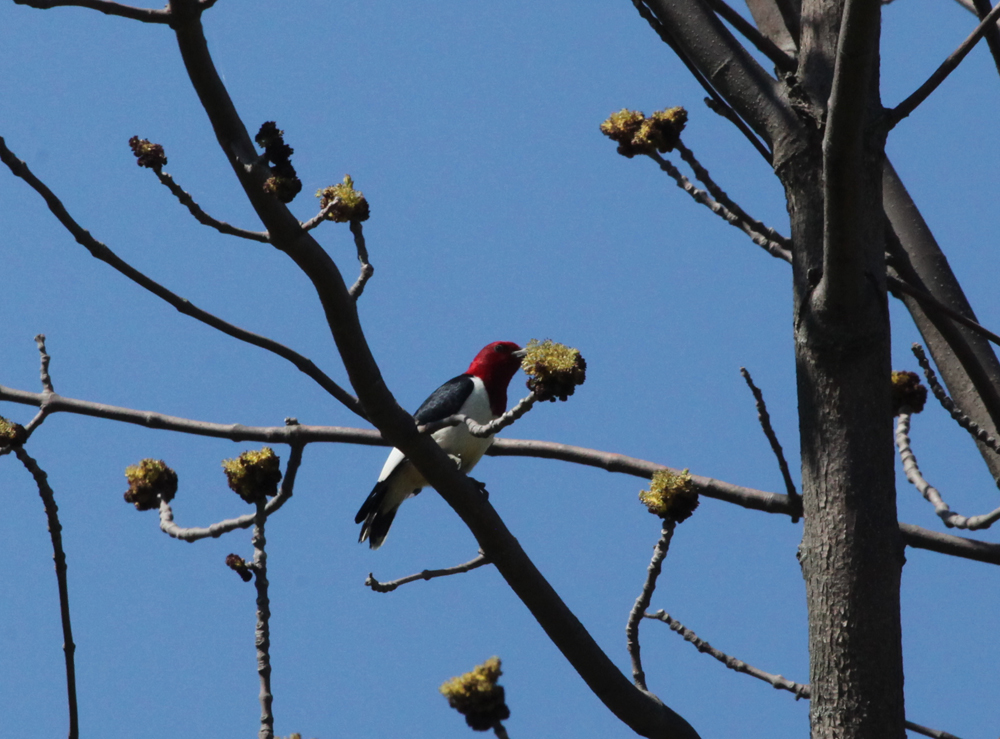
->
[356,341,525,549]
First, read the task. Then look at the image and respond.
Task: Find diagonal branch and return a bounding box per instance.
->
[740,368,800,519]
[674,141,793,251]
[15,447,78,739]
[13,0,172,23]
[365,552,490,593]
[153,168,270,242]
[643,611,965,739]
[888,1,1000,126]
[0,136,364,419]
[648,152,791,262]
[702,0,797,71]
[348,220,374,299]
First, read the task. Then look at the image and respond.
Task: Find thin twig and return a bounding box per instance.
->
[493,722,511,739]
[647,152,792,262]
[153,169,270,242]
[419,394,538,438]
[643,609,965,738]
[12,0,172,23]
[0,137,364,418]
[626,521,676,690]
[644,610,809,698]
[887,273,1000,348]
[252,496,274,739]
[15,447,78,739]
[299,200,338,233]
[889,1,1000,125]
[702,0,797,72]
[896,412,1000,530]
[365,552,490,593]
[912,343,1000,454]
[740,368,800,520]
[348,220,374,300]
[34,334,55,392]
[675,141,792,251]
[159,443,305,541]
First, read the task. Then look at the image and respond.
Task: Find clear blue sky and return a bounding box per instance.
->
[2,1,999,737]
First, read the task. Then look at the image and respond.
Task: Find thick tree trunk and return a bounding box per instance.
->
[779,1,907,730]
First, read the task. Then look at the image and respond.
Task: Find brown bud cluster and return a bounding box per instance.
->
[439,657,510,732]
[124,458,178,511]
[255,122,302,203]
[222,447,282,504]
[128,136,167,169]
[225,553,254,582]
[891,370,928,415]
[639,469,699,523]
[599,106,688,158]
[0,416,27,447]
[315,175,371,223]
[521,339,586,402]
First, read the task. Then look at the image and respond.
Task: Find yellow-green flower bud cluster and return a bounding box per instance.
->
[128,136,167,169]
[0,416,27,447]
[521,339,586,402]
[225,553,254,582]
[891,370,927,415]
[222,447,282,503]
[639,469,699,522]
[439,656,510,732]
[316,175,371,223]
[600,106,688,158]
[124,458,178,511]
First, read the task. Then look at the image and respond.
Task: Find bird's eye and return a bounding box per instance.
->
[495,344,508,353]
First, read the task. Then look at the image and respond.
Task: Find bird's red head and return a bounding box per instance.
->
[466,341,524,416]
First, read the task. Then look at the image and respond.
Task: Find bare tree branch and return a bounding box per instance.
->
[13,0,172,23]
[645,610,808,698]
[419,394,539,438]
[644,610,965,738]
[888,1,1000,126]
[703,0,797,71]
[0,135,364,418]
[912,344,1000,455]
[740,368,800,519]
[647,152,792,262]
[627,521,676,691]
[364,552,490,593]
[674,141,793,250]
[639,0,804,162]
[896,411,1000,530]
[152,168,270,242]
[348,220,374,299]
[34,334,55,393]
[967,0,1000,79]
[15,447,78,739]
[887,274,1000,348]
[251,496,274,739]
[299,201,338,233]
[885,161,1000,480]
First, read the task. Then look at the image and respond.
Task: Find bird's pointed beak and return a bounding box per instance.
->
[513,348,527,358]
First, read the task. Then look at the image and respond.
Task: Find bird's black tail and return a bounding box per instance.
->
[355,480,398,550]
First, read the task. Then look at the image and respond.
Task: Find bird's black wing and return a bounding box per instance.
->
[413,374,475,424]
